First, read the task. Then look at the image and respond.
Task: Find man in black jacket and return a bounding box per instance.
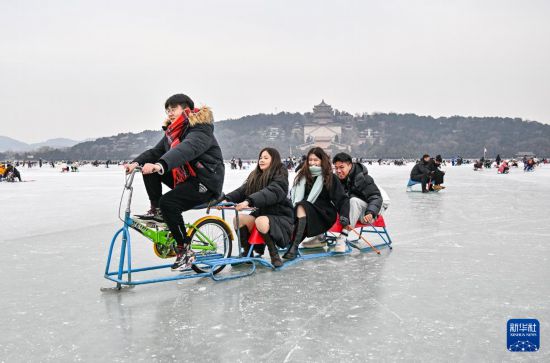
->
[332,152,384,250]
[410,154,433,193]
[125,94,225,271]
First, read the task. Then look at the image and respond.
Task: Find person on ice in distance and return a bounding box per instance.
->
[125,94,225,271]
[524,157,535,171]
[223,148,293,267]
[3,164,22,182]
[283,147,350,260]
[427,155,445,191]
[410,154,433,193]
[497,160,510,174]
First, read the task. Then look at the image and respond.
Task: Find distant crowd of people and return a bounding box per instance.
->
[471,154,544,173]
[0,159,133,181]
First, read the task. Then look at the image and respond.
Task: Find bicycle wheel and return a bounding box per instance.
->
[187,217,233,274]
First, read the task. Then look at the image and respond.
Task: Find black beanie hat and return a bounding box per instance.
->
[435,155,442,162]
[165,94,194,110]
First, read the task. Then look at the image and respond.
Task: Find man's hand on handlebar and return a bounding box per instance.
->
[142,163,161,175]
[124,162,139,174]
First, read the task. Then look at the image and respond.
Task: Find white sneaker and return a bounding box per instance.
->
[333,235,347,253]
[300,235,326,249]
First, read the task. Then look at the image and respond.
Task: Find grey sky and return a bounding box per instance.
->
[1,0,549,143]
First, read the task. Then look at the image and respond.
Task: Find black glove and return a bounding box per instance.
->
[339,215,350,227]
[206,193,226,214]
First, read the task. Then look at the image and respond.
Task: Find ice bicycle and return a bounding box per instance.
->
[103,167,243,290]
[103,167,393,289]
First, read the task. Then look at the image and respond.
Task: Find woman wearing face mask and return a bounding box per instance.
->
[283,147,350,260]
[224,148,293,267]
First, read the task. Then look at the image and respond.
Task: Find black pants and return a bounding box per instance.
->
[411,173,429,192]
[432,169,444,185]
[143,172,214,246]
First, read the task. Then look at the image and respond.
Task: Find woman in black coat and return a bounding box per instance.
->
[224,148,293,267]
[283,147,350,260]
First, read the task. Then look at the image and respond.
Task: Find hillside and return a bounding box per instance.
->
[1,112,549,160]
[0,136,81,152]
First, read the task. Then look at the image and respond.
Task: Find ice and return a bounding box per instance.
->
[1,163,549,361]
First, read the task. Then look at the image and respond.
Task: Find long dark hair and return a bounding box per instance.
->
[245,147,287,195]
[294,147,332,189]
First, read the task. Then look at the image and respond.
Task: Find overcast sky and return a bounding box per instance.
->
[1,0,549,143]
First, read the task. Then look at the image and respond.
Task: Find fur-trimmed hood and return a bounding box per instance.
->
[188,106,214,126]
[162,106,214,129]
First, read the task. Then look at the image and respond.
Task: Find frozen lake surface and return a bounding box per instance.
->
[1,163,549,361]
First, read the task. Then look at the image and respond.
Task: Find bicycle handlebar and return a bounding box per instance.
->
[215,202,236,207]
[124,166,142,188]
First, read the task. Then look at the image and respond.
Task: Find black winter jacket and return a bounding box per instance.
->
[133,107,225,196]
[410,161,431,178]
[225,169,294,220]
[339,163,383,218]
[295,173,350,231]
[427,159,442,172]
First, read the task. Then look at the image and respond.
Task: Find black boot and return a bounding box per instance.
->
[283,217,307,260]
[261,232,283,267]
[253,244,266,257]
[238,226,252,257]
[283,240,300,260]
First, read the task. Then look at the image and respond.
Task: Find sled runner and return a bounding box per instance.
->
[406,179,441,192]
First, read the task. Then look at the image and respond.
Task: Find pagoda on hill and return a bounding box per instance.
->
[297,100,350,155]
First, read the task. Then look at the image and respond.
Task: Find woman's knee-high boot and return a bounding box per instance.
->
[238,226,252,257]
[261,232,283,267]
[282,217,306,260]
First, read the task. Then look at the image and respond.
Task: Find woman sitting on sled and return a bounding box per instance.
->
[283,147,349,260]
[223,148,293,267]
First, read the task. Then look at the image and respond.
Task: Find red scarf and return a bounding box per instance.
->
[165,108,198,187]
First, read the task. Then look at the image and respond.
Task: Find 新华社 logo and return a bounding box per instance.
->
[507,319,539,352]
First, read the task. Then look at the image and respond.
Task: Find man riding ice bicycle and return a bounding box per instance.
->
[125,94,225,271]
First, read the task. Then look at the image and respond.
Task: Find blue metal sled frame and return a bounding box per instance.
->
[104,213,393,287]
